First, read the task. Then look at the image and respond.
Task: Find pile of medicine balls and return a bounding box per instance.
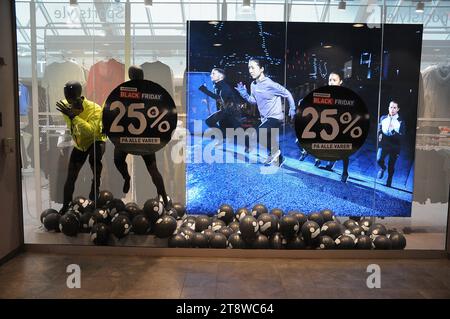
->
[40,193,406,249]
[40,190,186,245]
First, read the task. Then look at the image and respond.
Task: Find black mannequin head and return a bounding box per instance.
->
[64,81,83,113]
[128,65,144,80]
[64,81,82,102]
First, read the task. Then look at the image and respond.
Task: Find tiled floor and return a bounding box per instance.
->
[0,252,449,299]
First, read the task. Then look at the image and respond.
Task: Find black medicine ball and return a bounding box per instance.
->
[301,220,321,243]
[178,227,196,246]
[70,196,86,210]
[217,204,234,224]
[154,215,177,238]
[288,211,308,229]
[43,212,61,232]
[355,235,372,249]
[168,234,188,248]
[239,215,259,241]
[345,225,365,237]
[335,235,355,249]
[182,216,197,231]
[317,236,335,250]
[125,201,142,213]
[132,214,151,235]
[210,219,226,232]
[107,199,126,217]
[373,235,392,250]
[92,208,111,225]
[125,203,143,221]
[235,207,251,221]
[228,221,240,233]
[279,215,299,239]
[59,213,80,237]
[257,213,279,237]
[90,223,110,245]
[111,215,131,239]
[250,234,269,249]
[270,208,284,219]
[369,223,387,238]
[79,210,94,232]
[71,196,93,214]
[143,198,164,224]
[343,219,359,229]
[195,215,211,232]
[320,221,343,239]
[191,232,209,248]
[286,235,306,250]
[389,232,406,250]
[209,233,227,249]
[97,190,114,207]
[228,233,246,249]
[320,209,335,222]
[308,212,324,227]
[172,202,187,220]
[166,208,179,220]
[359,218,373,232]
[269,233,286,249]
[201,229,215,242]
[218,227,233,239]
[251,204,268,219]
[40,208,58,224]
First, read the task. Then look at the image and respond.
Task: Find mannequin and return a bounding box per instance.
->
[57,81,107,213]
[113,65,171,208]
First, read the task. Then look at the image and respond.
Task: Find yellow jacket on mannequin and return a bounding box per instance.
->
[62,97,107,152]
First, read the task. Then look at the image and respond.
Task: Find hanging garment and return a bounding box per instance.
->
[86,58,125,105]
[141,61,175,99]
[418,64,450,119]
[42,60,87,117]
[19,82,30,116]
[414,63,450,204]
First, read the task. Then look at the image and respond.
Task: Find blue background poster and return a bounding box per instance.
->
[186,21,422,217]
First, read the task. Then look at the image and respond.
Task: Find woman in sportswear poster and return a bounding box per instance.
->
[235,58,296,166]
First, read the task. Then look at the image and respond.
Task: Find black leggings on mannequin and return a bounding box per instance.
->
[113,148,168,205]
[63,141,105,210]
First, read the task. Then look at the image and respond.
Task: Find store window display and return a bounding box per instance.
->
[15,1,449,251]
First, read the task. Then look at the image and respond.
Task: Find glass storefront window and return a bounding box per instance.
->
[16,0,449,251]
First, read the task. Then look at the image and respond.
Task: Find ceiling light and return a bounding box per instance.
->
[213,43,222,47]
[338,0,346,11]
[323,45,333,49]
[416,1,424,13]
[353,23,364,28]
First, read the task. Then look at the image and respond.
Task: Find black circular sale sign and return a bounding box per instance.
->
[103,80,177,155]
[295,86,370,161]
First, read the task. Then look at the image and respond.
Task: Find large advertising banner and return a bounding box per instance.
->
[187,21,422,217]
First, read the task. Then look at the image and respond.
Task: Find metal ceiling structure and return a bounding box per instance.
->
[14,0,449,62]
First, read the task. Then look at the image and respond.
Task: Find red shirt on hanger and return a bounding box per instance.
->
[86,58,125,105]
